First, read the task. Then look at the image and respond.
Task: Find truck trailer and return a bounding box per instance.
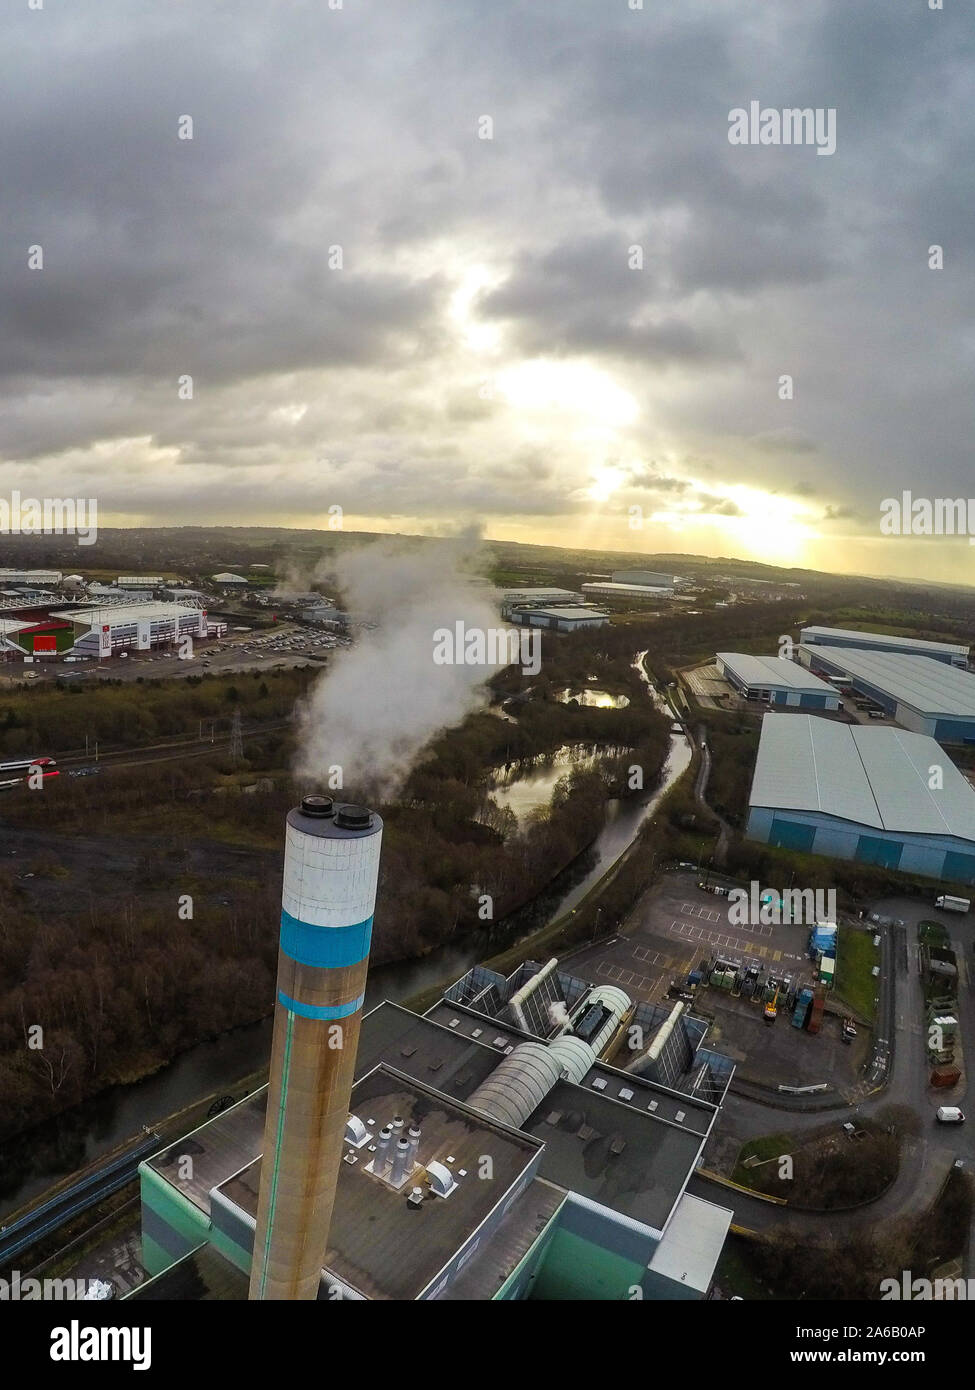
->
[935,895,970,914]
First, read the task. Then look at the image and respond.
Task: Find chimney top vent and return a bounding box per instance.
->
[300,795,335,818]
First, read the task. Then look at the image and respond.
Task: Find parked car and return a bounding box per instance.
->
[937,1107,965,1124]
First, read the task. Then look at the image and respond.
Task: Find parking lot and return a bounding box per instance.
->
[565,869,870,1089]
[0,624,349,685]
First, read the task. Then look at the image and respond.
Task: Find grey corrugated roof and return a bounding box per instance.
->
[717,653,837,693]
[803,647,975,718]
[801,626,967,658]
[749,714,975,839]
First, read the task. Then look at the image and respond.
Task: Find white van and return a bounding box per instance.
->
[936,1107,965,1124]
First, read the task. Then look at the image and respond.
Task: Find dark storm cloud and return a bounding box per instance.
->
[480,235,738,363]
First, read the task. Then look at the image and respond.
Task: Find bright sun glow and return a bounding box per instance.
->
[448,265,503,352]
[587,463,629,502]
[496,359,639,428]
[650,482,819,566]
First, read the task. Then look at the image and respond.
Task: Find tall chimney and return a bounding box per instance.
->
[249,796,383,1301]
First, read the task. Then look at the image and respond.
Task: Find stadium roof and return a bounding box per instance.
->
[717,653,837,693]
[801,647,975,718]
[50,603,202,627]
[800,625,968,659]
[749,714,975,839]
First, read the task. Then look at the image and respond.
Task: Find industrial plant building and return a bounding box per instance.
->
[799,646,975,743]
[747,714,975,881]
[716,653,840,709]
[130,796,735,1302]
[799,625,968,668]
[507,605,610,633]
[50,602,207,657]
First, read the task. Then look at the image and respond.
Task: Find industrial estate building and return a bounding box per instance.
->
[507,605,610,633]
[799,646,975,743]
[799,625,968,668]
[716,653,840,709]
[0,568,62,588]
[747,714,975,881]
[130,797,735,1302]
[499,587,582,614]
[582,581,672,603]
[611,569,678,589]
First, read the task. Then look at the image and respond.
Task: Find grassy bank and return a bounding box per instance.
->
[834,925,879,1020]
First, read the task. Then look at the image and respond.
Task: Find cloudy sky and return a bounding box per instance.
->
[3,0,974,582]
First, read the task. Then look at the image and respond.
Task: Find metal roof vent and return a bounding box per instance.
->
[345,1115,371,1148]
[407,1186,425,1207]
[426,1161,458,1198]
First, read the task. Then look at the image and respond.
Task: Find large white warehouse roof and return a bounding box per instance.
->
[717,653,837,693]
[582,581,672,597]
[801,625,967,660]
[803,647,975,718]
[749,714,975,839]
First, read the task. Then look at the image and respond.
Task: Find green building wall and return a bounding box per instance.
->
[139,1163,210,1278]
[529,1195,656,1301]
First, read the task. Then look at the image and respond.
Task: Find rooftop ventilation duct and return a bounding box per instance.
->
[390,1137,412,1187]
[426,1161,458,1198]
[345,1116,370,1149]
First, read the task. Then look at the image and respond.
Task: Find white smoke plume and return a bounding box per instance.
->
[295,537,504,799]
[547,1000,571,1032]
[270,555,333,598]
